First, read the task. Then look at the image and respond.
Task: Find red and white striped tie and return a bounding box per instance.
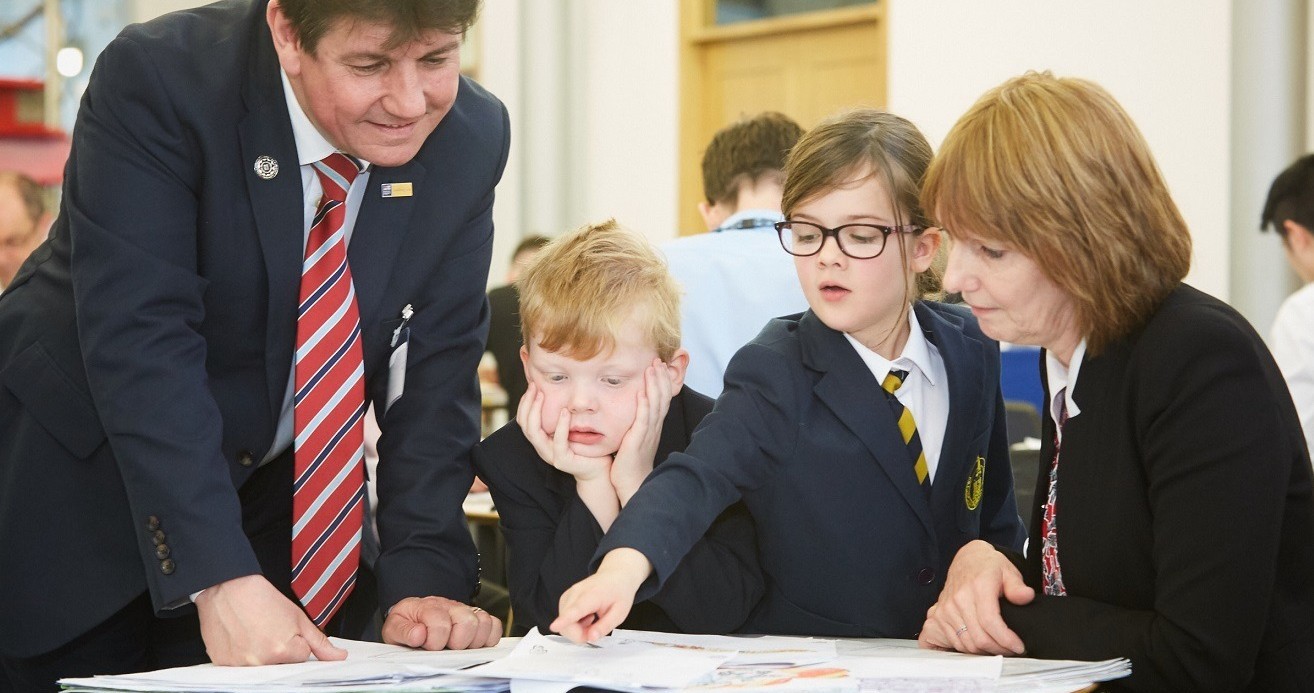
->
[291,152,367,627]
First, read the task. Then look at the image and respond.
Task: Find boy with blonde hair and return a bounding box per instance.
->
[473,220,761,634]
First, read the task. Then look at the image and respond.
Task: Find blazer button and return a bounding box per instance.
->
[238,451,255,467]
[146,516,161,531]
[917,568,935,585]
[152,530,166,546]
[160,559,176,575]
[155,544,171,560]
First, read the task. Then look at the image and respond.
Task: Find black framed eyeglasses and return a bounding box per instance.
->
[774,220,923,260]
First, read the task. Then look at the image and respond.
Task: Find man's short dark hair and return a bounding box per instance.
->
[278,0,481,54]
[0,171,45,225]
[701,112,804,206]
[1261,153,1314,235]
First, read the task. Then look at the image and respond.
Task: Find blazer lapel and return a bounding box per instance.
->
[350,160,426,332]
[238,37,304,428]
[801,312,936,536]
[916,304,985,527]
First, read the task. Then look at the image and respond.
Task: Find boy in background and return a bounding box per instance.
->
[663,112,808,397]
[1262,153,1314,459]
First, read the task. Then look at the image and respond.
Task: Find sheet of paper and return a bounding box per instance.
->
[508,679,576,693]
[463,492,496,514]
[465,629,734,689]
[681,664,859,692]
[609,630,837,667]
[856,679,994,692]
[59,632,1128,693]
[835,638,1001,679]
[59,638,512,693]
[997,655,1131,691]
[837,638,1127,690]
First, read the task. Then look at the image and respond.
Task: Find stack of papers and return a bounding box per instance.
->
[474,630,849,693]
[60,639,514,693]
[615,631,838,666]
[838,639,1128,692]
[59,629,1130,693]
[997,656,1132,692]
[466,630,737,689]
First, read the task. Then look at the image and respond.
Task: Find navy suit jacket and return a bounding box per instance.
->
[473,387,763,634]
[0,0,509,657]
[998,285,1314,691]
[597,302,1026,638]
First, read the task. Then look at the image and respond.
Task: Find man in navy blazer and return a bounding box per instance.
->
[0,0,509,687]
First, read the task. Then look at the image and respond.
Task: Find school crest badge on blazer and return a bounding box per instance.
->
[964,455,986,510]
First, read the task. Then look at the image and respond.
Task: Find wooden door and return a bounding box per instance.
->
[678,1,886,234]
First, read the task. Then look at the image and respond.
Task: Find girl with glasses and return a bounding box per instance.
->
[551,108,1026,641]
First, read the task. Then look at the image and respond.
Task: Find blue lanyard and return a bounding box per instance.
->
[715,217,778,232]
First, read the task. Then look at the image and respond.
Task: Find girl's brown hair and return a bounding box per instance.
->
[781,109,941,329]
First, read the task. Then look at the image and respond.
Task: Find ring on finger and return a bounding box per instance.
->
[955,624,968,637]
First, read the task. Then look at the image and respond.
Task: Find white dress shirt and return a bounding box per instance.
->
[262,69,374,465]
[1044,338,1088,443]
[1270,282,1314,460]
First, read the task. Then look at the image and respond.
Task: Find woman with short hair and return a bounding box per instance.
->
[918,71,1314,692]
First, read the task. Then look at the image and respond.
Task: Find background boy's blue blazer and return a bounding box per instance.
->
[597,301,1026,638]
[0,0,509,657]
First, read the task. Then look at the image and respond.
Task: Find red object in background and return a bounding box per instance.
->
[0,78,71,186]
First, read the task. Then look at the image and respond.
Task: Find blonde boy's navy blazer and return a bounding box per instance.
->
[597,301,1027,637]
[474,387,763,634]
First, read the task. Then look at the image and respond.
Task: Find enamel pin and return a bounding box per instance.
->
[381,182,413,198]
[253,155,279,180]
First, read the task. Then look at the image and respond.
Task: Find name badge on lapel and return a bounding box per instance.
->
[381,182,413,198]
[964,455,985,510]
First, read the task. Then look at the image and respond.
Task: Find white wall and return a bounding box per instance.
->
[474,0,526,286]
[572,0,680,243]
[474,0,679,284]
[131,0,209,21]
[498,0,1242,301]
[888,1,1233,300]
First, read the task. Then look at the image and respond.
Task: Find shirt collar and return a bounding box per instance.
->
[715,208,784,232]
[1044,337,1087,424]
[843,307,938,387]
[280,68,372,169]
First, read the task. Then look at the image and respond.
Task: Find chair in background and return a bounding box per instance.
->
[1008,445,1040,531]
[1004,399,1042,446]
[1000,346,1045,415]
[1004,399,1043,530]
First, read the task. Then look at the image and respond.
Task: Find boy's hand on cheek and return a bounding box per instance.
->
[612,360,675,505]
[518,383,613,481]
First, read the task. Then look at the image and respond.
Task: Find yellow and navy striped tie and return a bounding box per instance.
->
[882,368,930,490]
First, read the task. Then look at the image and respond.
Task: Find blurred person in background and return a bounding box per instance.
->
[662,112,808,397]
[1261,153,1314,461]
[486,235,552,411]
[0,171,51,293]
